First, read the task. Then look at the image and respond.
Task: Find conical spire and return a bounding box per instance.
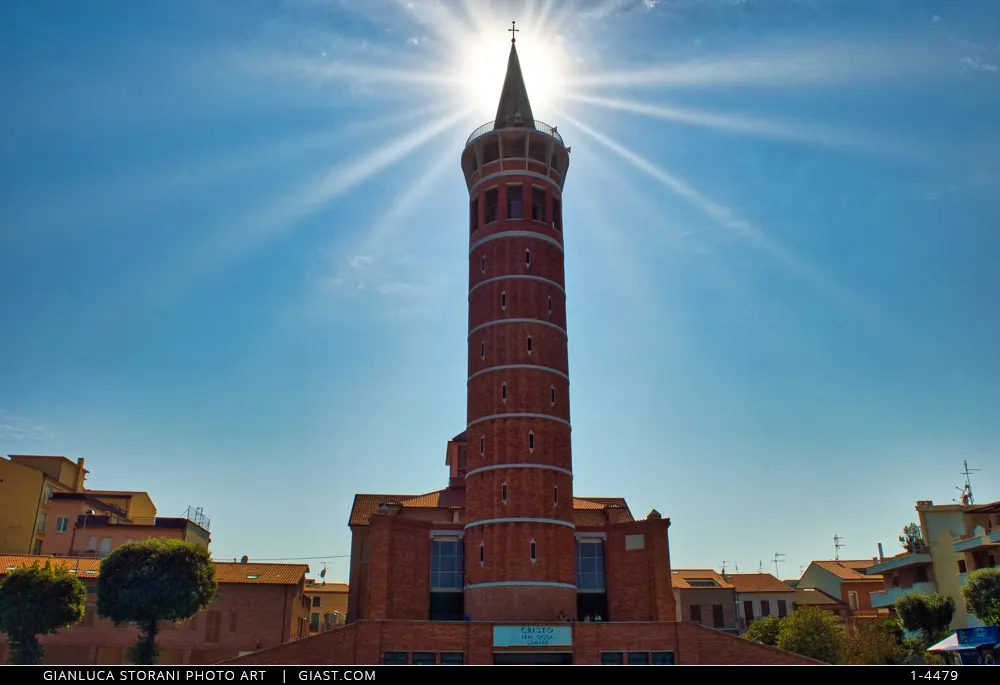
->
[494,40,535,129]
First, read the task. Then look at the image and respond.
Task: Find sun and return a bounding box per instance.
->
[456,34,567,123]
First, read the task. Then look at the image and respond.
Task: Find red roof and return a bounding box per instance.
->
[725,573,796,594]
[348,489,634,525]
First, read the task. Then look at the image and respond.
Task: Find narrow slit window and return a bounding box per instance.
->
[551,386,556,405]
[507,185,523,220]
[485,188,499,223]
[481,255,486,273]
[554,486,558,504]
[480,341,485,359]
[480,436,485,454]
[528,431,535,450]
[530,539,536,561]
[526,335,533,353]
[500,290,506,310]
[548,296,553,314]
[531,187,546,222]
[525,249,531,267]
[501,482,508,503]
[479,542,484,563]
[501,382,508,402]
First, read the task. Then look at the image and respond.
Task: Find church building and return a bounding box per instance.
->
[227,33,815,667]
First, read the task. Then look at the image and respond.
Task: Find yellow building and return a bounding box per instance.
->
[303,581,348,634]
[867,499,1000,630]
[0,455,88,554]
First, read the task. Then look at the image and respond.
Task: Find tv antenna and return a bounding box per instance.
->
[721,560,738,574]
[320,563,328,584]
[955,460,980,505]
[834,534,845,561]
[773,553,785,578]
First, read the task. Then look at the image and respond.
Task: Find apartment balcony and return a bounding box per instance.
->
[867,552,932,575]
[870,582,937,609]
[953,529,1000,553]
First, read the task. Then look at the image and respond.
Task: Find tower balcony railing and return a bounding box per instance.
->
[466,118,564,147]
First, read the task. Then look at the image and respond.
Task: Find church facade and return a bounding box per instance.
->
[226,37,815,666]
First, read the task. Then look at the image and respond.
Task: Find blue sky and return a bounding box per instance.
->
[1,0,998,582]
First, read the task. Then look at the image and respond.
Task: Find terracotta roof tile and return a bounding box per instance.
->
[0,555,307,586]
[812,559,883,581]
[725,573,796,594]
[671,569,735,589]
[349,490,635,525]
[0,555,101,579]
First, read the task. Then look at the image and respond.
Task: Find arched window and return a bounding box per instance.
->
[525,249,531,267]
[530,538,537,562]
[501,382,508,403]
[500,290,507,310]
[528,431,535,451]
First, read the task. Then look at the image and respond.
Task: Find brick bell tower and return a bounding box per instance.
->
[460,28,574,622]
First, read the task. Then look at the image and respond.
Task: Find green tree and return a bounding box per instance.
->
[98,538,218,665]
[842,619,906,664]
[0,561,87,664]
[776,606,845,664]
[894,592,955,647]
[962,568,1000,626]
[744,615,783,646]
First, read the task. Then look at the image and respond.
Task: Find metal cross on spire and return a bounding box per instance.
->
[509,20,519,43]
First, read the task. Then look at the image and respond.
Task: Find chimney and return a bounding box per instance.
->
[878,542,884,560]
[75,457,86,492]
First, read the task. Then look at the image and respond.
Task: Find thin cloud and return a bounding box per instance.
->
[0,411,56,441]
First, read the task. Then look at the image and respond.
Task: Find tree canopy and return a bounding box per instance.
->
[0,561,87,664]
[744,615,782,647]
[962,568,1000,627]
[98,538,218,664]
[776,606,845,664]
[894,592,955,646]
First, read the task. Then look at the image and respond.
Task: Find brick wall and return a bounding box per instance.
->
[363,516,432,620]
[603,519,675,621]
[221,619,821,666]
[0,581,307,665]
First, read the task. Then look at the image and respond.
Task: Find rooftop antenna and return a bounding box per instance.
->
[773,553,785,578]
[834,534,846,561]
[759,559,763,573]
[955,460,979,505]
[320,563,328,585]
[721,560,738,575]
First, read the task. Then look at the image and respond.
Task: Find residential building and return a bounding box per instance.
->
[671,569,739,633]
[724,573,796,631]
[305,581,348,633]
[792,587,849,618]
[798,559,884,617]
[0,455,88,554]
[223,36,815,667]
[1,455,211,559]
[0,555,311,665]
[867,499,1000,630]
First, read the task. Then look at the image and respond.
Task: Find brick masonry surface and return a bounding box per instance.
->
[222,619,822,665]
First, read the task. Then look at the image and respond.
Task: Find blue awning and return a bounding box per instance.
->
[927,634,976,652]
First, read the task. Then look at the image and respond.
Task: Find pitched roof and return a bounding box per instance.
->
[495,41,535,127]
[793,587,845,606]
[0,555,101,578]
[0,555,307,586]
[671,569,734,590]
[812,559,883,581]
[725,573,796,594]
[348,490,634,525]
[450,431,467,442]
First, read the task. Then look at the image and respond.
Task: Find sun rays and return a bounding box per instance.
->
[33,0,946,336]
